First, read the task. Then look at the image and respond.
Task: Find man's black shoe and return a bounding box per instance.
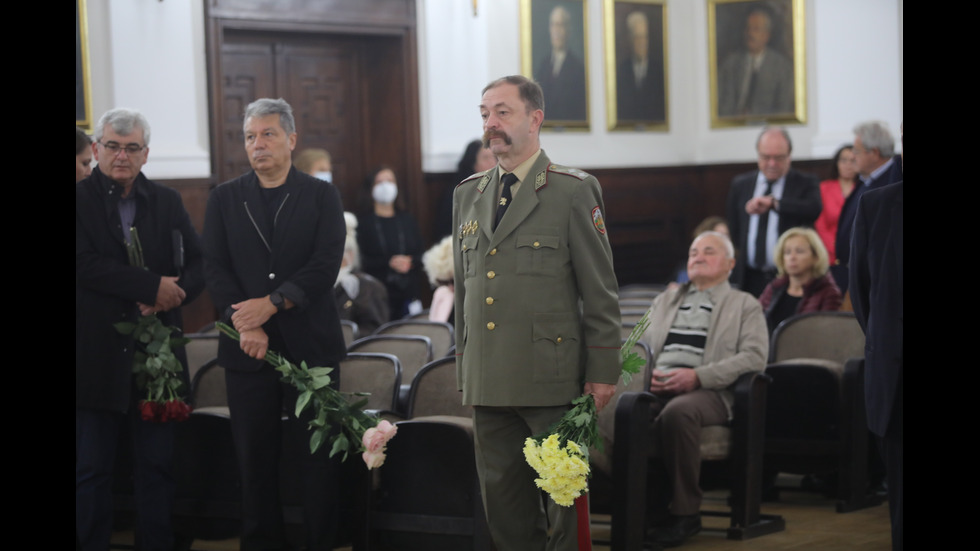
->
[652,514,701,548]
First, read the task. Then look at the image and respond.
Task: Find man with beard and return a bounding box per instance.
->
[452,75,621,550]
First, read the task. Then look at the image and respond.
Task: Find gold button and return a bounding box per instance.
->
[487,271,495,279]
[486,297,494,305]
[556,337,562,343]
[487,322,495,330]
[490,248,497,255]
[533,241,540,248]
[462,245,468,252]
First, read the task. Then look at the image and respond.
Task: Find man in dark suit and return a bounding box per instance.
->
[832,120,901,295]
[717,7,794,117]
[203,98,347,550]
[454,75,621,551]
[534,4,587,122]
[76,108,204,551]
[616,10,666,122]
[726,126,821,296]
[849,126,902,550]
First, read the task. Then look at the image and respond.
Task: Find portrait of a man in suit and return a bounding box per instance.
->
[612,2,666,126]
[530,0,588,125]
[712,0,801,122]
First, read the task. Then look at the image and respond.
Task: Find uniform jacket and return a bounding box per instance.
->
[640,281,768,417]
[202,167,347,370]
[452,151,621,407]
[850,181,903,437]
[726,168,821,287]
[76,166,204,412]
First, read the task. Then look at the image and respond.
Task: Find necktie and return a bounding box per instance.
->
[753,180,775,269]
[494,173,518,231]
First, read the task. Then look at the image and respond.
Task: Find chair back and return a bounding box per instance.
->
[407,357,470,418]
[190,359,227,409]
[375,319,455,358]
[184,334,218,384]
[340,319,359,347]
[770,311,864,364]
[348,335,434,391]
[338,352,401,412]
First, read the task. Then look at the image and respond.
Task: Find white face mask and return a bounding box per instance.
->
[314,171,332,183]
[372,181,398,204]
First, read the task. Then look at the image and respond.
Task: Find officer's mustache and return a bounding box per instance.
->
[483,130,512,148]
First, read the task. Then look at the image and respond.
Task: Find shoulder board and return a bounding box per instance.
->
[457,169,491,189]
[547,164,590,181]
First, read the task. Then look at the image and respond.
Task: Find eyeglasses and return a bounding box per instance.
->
[758,154,789,163]
[99,141,146,156]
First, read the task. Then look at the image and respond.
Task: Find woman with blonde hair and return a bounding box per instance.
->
[758,227,842,333]
[422,235,455,323]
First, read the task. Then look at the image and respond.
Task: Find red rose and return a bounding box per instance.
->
[139,400,160,422]
[165,399,192,422]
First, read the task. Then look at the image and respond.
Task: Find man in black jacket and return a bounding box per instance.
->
[203,98,347,550]
[76,108,204,551]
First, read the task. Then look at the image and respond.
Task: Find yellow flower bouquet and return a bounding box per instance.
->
[523,310,650,506]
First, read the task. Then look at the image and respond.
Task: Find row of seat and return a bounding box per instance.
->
[170,308,872,549]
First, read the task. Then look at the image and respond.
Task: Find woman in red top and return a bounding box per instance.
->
[815,145,858,264]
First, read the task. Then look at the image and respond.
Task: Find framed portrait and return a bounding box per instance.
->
[708,0,806,127]
[76,0,93,130]
[603,0,668,131]
[521,0,590,129]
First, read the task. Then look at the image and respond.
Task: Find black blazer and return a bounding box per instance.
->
[726,168,821,287]
[203,167,347,370]
[76,167,205,412]
[831,155,903,294]
[849,181,903,437]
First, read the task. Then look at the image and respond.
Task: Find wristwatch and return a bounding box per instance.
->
[269,291,286,312]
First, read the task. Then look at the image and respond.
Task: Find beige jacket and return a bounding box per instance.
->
[640,281,768,417]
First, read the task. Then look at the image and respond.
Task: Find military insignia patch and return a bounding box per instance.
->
[592,206,606,234]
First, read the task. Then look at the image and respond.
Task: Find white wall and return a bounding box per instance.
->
[81,0,902,178]
[84,0,210,179]
[418,0,903,171]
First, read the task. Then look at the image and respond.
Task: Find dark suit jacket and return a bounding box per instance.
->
[717,47,794,117]
[615,56,665,122]
[202,166,347,370]
[849,181,903,437]
[831,155,903,294]
[76,166,205,412]
[726,168,821,288]
[534,50,587,122]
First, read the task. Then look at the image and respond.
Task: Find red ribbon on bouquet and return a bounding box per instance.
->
[575,494,592,551]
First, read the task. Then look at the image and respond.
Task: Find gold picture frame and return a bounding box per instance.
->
[521,0,591,130]
[708,0,806,127]
[604,0,668,131]
[76,0,94,131]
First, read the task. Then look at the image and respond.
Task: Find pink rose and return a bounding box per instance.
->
[362,449,386,469]
[362,420,397,453]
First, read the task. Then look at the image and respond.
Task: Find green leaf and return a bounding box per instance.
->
[295,390,313,417]
[329,433,350,458]
[114,322,137,335]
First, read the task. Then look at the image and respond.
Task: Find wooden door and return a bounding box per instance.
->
[218,31,364,211]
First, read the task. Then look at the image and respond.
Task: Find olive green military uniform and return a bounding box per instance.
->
[452,150,621,550]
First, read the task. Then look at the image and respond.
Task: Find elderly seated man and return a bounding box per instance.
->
[639,231,768,547]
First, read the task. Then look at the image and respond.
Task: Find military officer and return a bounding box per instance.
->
[452,75,622,551]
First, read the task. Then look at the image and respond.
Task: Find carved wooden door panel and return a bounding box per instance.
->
[218,31,363,211]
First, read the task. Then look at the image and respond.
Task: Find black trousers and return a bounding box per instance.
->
[226,363,342,551]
